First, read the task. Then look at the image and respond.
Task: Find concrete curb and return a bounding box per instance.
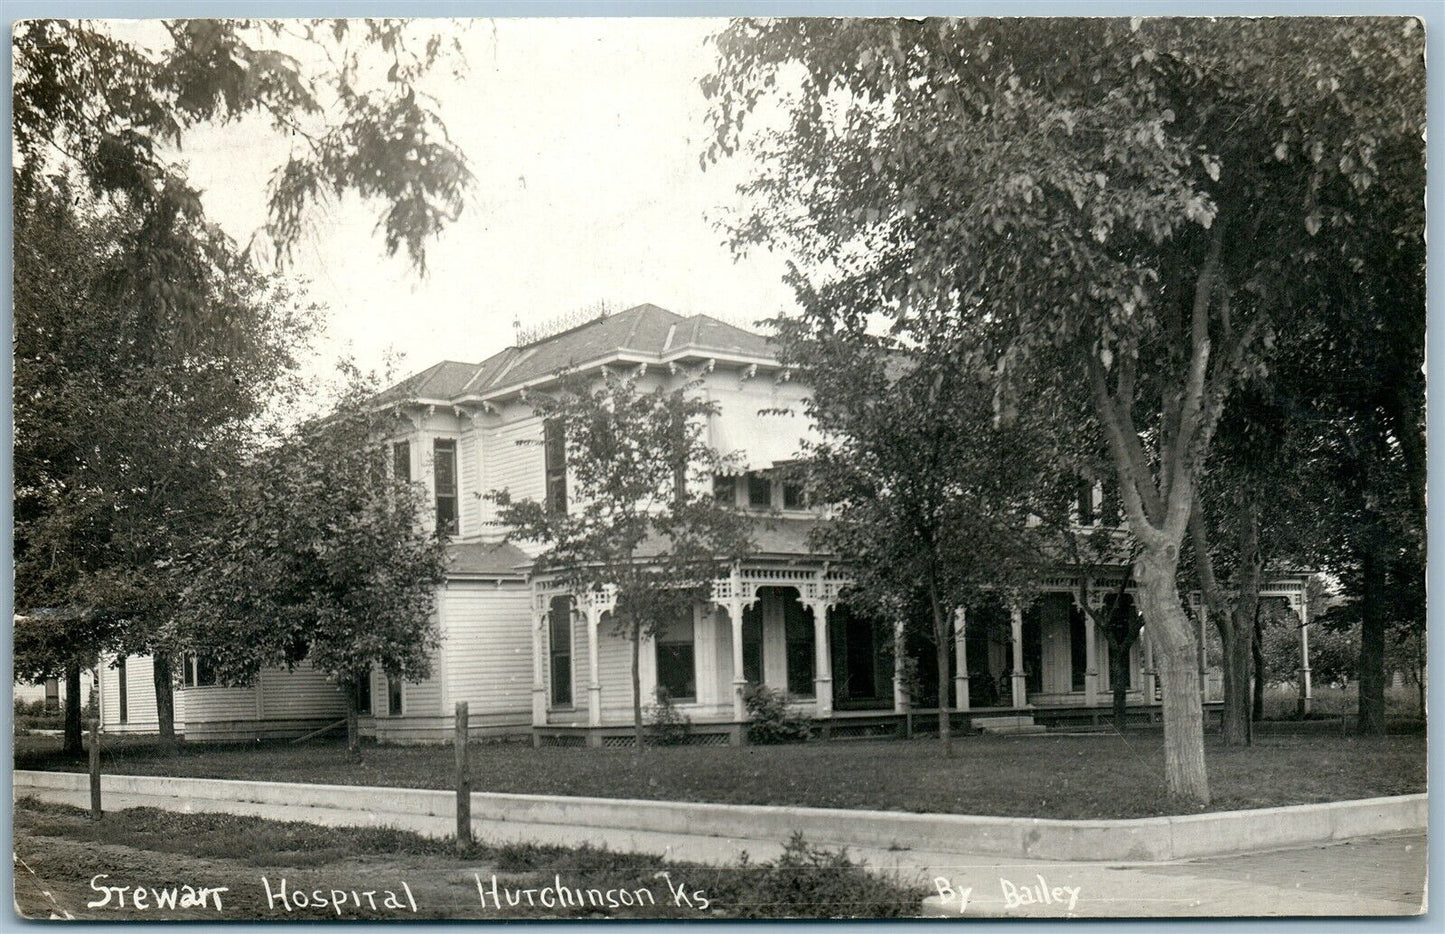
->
[12,770,1425,862]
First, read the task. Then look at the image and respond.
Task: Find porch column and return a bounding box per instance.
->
[1009,603,1027,708]
[892,618,908,714]
[1083,603,1100,707]
[953,607,970,712]
[530,602,548,727]
[809,602,833,718]
[729,603,746,720]
[586,604,603,728]
[1196,601,1209,701]
[1297,598,1313,716]
[1142,626,1158,704]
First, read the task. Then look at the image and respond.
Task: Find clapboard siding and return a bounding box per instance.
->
[99,654,158,730]
[440,582,533,721]
[479,415,544,536]
[177,682,258,724]
[459,428,482,537]
[595,623,635,720]
[258,665,348,720]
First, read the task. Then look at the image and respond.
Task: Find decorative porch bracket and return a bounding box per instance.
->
[579,585,618,728]
[710,566,850,721]
[529,594,550,727]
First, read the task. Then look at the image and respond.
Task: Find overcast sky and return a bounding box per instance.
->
[171,18,797,384]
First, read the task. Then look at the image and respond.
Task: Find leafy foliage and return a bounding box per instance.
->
[742,684,812,744]
[645,688,693,747]
[774,316,1045,749]
[181,370,447,696]
[705,14,1424,802]
[13,18,472,273]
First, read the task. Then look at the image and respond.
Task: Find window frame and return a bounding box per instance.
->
[544,418,568,515]
[747,472,773,510]
[784,600,815,697]
[183,653,218,688]
[392,440,411,483]
[354,668,373,715]
[117,656,128,723]
[655,616,697,703]
[433,437,459,536]
[386,675,405,717]
[548,595,574,708]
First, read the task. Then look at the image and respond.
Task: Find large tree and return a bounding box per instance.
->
[13,183,314,752]
[13,18,474,746]
[705,17,1424,803]
[181,373,448,759]
[775,312,1040,755]
[493,371,754,752]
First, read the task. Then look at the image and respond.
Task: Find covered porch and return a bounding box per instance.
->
[527,567,1311,746]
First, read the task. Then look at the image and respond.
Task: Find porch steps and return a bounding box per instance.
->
[972,714,1048,736]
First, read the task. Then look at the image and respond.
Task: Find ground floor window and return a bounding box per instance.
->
[354,669,372,715]
[742,603,764,684]
[117,657,128,723]
[549,595,573,707]
[655,616,696,702]
[44,677,59,711]
[183,654,218,687]
[785,598,815,696]
[387,675,404,716]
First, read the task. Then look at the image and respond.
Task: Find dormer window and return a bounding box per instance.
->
[544,418,567,515]
[747,472,772,509]
[1100,479,1121,526]
[1076,477,1095,526]
[392,440,411,483]
[434,438,458,535]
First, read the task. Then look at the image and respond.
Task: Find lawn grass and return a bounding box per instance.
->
[14,797,921,920]
[16,729,1425,819]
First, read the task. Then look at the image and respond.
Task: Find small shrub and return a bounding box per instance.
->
[742,684,811,744]
[645,688,691,746]
[725,832,922,918]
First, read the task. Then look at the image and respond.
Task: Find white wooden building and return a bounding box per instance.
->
[99,304,1314,743]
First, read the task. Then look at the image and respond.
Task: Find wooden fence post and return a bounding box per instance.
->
[88,718,102,820]
[454,702,471,848]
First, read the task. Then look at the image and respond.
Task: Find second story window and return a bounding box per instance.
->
[544,418,567,515]
[782,481,806,510]
[183,653,218,688]
[392,440,411,483]
[434,438,458,535]
[1076,477,1095,526]
[713,474,737,506]
[1100,479,1121,526]
[747,472,772,510]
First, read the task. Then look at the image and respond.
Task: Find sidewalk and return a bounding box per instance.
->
[19,780,1426,918]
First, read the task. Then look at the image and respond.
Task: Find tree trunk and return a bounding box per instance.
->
[931,594,952,757]
[1220,611,1253,745]
[153,653,177,755]
[63,662,84,758]
[1357,546,1388,736]
[1134,551,1210,806]
[1251,609,1266,722]
[631,620,645,755]
[345,682,361,761]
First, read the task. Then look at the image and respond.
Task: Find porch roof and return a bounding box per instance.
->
[445,541,532,578]
[629,516,830,561]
